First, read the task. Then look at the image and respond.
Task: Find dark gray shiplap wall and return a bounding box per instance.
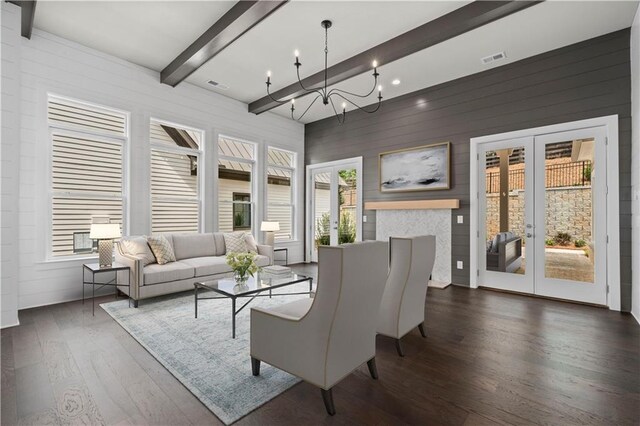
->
[305,29,632,310]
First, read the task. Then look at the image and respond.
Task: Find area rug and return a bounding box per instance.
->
[101,283,311,425]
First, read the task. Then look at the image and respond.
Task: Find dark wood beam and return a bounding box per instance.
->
[161,0,288,87]
[249,0,543,115]
[7,0,36,39]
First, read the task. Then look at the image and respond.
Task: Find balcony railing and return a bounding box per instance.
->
[486,160,591,193]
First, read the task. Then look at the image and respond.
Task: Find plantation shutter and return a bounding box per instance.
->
[149,120,201,234]
[49,96,126,257]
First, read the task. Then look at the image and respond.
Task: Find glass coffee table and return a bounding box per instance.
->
[194,272,313,338]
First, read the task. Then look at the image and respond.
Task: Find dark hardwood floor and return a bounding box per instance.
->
[2,264,638,425]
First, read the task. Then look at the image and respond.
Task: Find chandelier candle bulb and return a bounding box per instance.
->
[372,60,378,68]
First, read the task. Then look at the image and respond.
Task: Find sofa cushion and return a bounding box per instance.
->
[147,235,176,265]
[180,256,231,277]
[255,255,270,267]
[245,233,258,254]
[143,261,194,285]
[119,237,156,266]
[213,233,226,256]
[172,233,216,260]
[224,232,248,253]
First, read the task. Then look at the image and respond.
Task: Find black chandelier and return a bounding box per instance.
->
[265,19,382,124]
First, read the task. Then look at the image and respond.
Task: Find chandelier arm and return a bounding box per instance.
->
[328,96,346,125]
[327,72,378,99]
[296,66,326,99]
[333,93,382,114]
[266,84,291,105]
[294,94,322,122]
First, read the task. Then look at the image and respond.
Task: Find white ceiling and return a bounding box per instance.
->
[34,1,235,71]
[33,1,639,124]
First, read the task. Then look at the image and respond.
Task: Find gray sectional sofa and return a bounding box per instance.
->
[115,232,273,306]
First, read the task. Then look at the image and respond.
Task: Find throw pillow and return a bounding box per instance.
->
[146,235,176,265]
[224,232,248,254]
[245,233,258,254]
[120,236,156,266]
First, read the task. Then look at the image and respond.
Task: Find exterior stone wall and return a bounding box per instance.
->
[486,187,592,243]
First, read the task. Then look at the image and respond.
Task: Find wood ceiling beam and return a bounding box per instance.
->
[7,0,37,39]
[161,0,288,87]
[248,0,543,115]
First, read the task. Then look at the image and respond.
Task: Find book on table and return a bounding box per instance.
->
[262,265,292,275]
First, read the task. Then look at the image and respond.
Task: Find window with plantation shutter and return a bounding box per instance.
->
[150,119,202,234]
[267,147,296,241]
[218,136,256,234]
[48,95,127,257]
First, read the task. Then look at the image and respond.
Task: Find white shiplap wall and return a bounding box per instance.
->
[1,17,304,324]
[631,8,640,324]
[1,3,21,327]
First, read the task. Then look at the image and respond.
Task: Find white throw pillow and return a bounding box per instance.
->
[120,237,156,266]
[146,235,176,265]
[245,233,258,254]
[224,232,248,254]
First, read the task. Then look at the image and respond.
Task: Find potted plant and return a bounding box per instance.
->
[226,252,259,285]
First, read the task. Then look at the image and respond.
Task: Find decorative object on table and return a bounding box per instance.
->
[264,19,382,124]
[146,234,176,265]
[260,221,280,247]
[379,141,450,193]
[223,232,248,253]
[90,221,122,268]
[226,252,259,284]
[262,265,292,275]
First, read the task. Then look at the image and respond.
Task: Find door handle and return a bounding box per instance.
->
[526,233,533,238]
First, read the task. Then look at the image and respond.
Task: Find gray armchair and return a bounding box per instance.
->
[377,235,436,357]
[250,241,389,415]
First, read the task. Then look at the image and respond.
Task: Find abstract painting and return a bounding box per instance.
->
[379,142,450,192]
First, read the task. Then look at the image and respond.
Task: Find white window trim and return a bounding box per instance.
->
[149,118,204,234]
[46,94,129,260]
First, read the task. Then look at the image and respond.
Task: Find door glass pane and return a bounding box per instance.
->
[314,172,331,249]
[337,168,357,244]
[484,147,525,274]
[544,140,594,282]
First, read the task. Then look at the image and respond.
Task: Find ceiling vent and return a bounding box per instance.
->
[481,51,506,65]
[207,80,229,90]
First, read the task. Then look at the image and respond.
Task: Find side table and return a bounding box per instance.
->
[82,262,131,315]
[273,247,288,265]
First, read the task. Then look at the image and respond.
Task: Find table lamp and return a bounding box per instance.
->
[260,221,280,247]
[90,223,121,268]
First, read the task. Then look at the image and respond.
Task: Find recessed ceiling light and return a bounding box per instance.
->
[392,79,401,85]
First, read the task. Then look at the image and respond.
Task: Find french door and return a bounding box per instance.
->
[477,128,607,305]
[306,158,362,262]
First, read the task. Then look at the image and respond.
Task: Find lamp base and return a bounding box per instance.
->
[265,232,275,247]
[98,239,114,268]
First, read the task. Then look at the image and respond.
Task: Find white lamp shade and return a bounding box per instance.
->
[260,221,280,232]
[89,223,121,239]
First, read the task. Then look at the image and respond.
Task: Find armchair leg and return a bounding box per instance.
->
[418,322,427,338]
[366,358,379,380]
[251,357,261,376]
[321,388,336,416]
[133,300,139,308]
[395,339,405,357]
